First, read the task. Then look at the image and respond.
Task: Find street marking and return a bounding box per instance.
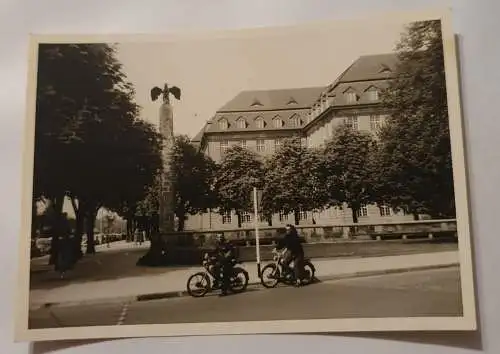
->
[116,303,129,325]
[48,309,64,327]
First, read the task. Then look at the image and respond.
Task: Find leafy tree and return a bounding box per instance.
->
[377,19,455,218]
[34,43,162,259]
[214,145,264,228]
[171,135,217,231]
[262,137,326,225]
[322,124,377,223]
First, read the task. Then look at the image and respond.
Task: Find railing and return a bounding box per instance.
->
[161,219,457,248]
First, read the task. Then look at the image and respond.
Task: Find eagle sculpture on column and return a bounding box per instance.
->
[150,83,181,104]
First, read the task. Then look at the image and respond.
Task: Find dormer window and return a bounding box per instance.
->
[290,114,301,127]
[218,118,229,130]
[287,97,298,105]
[255,117,265,129]
[378,64,392,73]
[345,91,357,104]
[366,86,379,101]
[250,99,263,107]
[273,117,284,128]
[236,117,246,129]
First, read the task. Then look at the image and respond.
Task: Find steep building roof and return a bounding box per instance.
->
[191,53,400,141]
[217,86,326,113]
[335,53,398,84]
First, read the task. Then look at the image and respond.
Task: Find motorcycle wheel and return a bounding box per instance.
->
[230,267,249,293]
[186,272,211,298]
[260,264,280,288]
[301,261,316,285]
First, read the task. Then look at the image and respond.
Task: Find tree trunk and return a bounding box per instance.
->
[70,197,84,260]
[294,210,300,225]
[236,211,242,228]
[176,205,186,231]
[177,215,186,231]
[136,231,169,267]
[85,208,98,254]
[126,215,134,242]
[351,205,359,224]
[48,194,65,265]
[31,200,38,238]
[267,215,272,227]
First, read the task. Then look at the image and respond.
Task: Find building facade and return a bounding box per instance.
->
[188,53,414,230]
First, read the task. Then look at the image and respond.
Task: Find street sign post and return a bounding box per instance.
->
[252,187,262,278]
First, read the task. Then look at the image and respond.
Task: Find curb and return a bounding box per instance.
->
[317,263,458,283]
[30,263,458,310]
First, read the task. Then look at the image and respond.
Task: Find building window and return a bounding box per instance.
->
[357,204,368,217]
[345,116,358,130]
[256,139,265,152]
[274,139,282,151]
[273,118,284,128]
[241,212,251,223]
[222,211,232,224]
[370,115,382,131]
[345,91,357,104]
[236,118,246,129]
[367,88,379,101]
[291,115,301,127]
[220,140,228,153]
[279,211,289,222]
[379,205,392,217]
[256,117,265,129]
[218,119,228,130]
[239,140,247,149]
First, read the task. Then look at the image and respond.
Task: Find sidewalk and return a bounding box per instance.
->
[29,250,459,309]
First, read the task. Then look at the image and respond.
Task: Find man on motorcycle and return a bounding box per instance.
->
[277,224,305,286]
[214,233,236,296]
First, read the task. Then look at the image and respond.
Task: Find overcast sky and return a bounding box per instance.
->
[114,17,409,138]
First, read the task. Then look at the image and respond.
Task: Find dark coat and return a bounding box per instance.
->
[278,228,304,256]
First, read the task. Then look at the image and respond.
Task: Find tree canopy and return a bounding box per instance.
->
[376,19,455,218]
[214,145,264,227]
[170,135,217,231]
[261,137,326,225]
[322,124,377,223]
[34,43,162,255]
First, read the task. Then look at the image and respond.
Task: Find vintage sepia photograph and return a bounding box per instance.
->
[16,8,476,342]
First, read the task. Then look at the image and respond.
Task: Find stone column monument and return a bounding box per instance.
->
[150,83,181,234]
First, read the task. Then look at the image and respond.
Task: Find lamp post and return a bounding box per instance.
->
[252,187,263,278]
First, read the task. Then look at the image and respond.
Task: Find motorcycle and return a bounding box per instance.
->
[186,252,249,298]
[260,248,316,288]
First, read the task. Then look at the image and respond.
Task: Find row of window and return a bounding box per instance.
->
[344,115,383,131]
[220,205,393,224]
[218,115,302,131]
[220,139,272,153]
[216,115,383,154]
[219,139,279,153]
[306,87,380,123]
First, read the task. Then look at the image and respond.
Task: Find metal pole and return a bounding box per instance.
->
[253,187,261,278]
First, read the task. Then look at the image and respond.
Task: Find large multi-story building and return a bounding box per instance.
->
[188,53,414,230]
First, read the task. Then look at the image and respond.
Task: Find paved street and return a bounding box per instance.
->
[29,267,462,329]
[29,249,459,308]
